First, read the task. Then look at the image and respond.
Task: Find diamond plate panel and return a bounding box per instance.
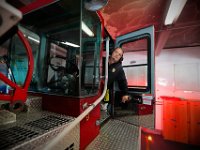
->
[86,119,139,150]
[100,110,110,124]
[116,114,154,129]
[25,96,42,112]
[0,109,79,150]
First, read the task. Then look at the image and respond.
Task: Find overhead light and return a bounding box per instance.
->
[82,21,94,37]
[164,0,187,25]
[61,41,80,47]
[28,36,40,43]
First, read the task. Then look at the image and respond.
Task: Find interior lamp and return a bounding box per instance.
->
[164,0,187,25]
[82,21,94,37]
[61,41,80,48]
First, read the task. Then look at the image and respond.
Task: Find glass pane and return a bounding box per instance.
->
[10,27,39,87]
[122,38,147,51]
[19,26,40,90]
[0,40,9,93]
[18,0,81,96]
[46,39,79,96]
[10,36,28,86]
[80,3,101,96]
[124,66,147,87]
[122,38,148,89]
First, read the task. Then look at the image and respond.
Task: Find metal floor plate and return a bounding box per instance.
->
[86,119,139,150]
[0,112,74,150]
[0,96,79,150]
[100,110,110,124]
[116,114,154,129]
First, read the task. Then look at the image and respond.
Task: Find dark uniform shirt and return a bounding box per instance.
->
[108,61,128,96]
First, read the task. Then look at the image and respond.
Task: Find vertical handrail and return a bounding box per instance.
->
[43,37,110,150]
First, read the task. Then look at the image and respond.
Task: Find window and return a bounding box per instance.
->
[9,0,101,97]
[80,3,101,96]
[10,26,40,88]
[122,38,150,91]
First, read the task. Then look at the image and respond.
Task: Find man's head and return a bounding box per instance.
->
[110,47,124,63]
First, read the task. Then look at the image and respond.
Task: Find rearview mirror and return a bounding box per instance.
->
[84,0,108,11]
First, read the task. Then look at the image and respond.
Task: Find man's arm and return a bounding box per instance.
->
[117,67,128,92]
[117,68,130,103]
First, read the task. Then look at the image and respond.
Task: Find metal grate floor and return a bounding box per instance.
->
[86,119,139,150]
[0,113,73,150]
[0,126,39,150]
[25,115,70,131]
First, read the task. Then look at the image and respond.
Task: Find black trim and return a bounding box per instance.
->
[123,64,147,68]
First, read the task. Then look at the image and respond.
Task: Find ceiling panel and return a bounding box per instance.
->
[100,0,168,39]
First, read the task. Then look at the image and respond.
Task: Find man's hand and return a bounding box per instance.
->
[121,95,131,103]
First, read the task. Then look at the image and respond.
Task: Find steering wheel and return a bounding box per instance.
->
[49,56,79,75]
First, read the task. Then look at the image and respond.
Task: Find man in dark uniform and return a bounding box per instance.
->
[102,47,130,113]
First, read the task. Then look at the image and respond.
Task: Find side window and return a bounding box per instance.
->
[46,40,79,96]
[10,26,40,88]
[116,29,154,94]
[10,0,102,97]
[80,2,101,96]
[0,40,9,93]
[122,38,148,89]
[17,0,81,96]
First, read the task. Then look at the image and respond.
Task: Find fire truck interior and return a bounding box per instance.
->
[0,0,200,150]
